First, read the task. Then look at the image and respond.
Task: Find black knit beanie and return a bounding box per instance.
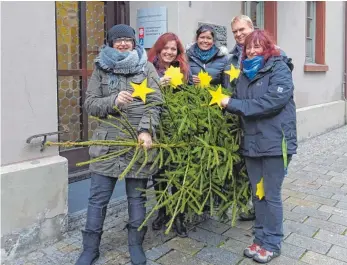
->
[107,24,136,47]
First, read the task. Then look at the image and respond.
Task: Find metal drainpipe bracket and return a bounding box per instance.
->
[26,126,69,152]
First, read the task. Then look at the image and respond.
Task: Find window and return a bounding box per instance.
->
[304,1,328,72]
[243,1,278,43]
[243,1,264,29]
[306,1,316,63]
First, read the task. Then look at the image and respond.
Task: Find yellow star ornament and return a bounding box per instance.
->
[208,85,229,109]
[256,177,265,200]
[224,64,240,82]
[130,78,155,104]
[164,66,183,88]
[198,70,212,88]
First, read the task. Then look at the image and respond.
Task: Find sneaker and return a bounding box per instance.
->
[253,248,280,263]
[244,243,261,258]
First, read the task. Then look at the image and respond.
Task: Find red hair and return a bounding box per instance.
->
[241,30,280,65]
[147,33,189,82]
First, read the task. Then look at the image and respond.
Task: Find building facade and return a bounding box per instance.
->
[1,1,346,260]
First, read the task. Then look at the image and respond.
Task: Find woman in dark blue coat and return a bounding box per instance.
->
[220,30,297,263]
[187,25,230,89]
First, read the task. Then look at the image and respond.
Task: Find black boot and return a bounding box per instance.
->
[173,213,188,238]
[75,230,102,265]
[127,224,147,265]
[152,208,170,230]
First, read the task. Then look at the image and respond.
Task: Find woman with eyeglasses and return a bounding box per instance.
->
[75,24,163,265]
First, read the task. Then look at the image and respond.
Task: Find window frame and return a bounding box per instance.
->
[242,1,278,43]
[306,1,316,63]
[304,1,329,72]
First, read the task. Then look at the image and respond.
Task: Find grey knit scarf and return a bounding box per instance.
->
[95,44,147,90]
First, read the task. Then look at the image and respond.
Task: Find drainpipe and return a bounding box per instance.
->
[344,2,347,123]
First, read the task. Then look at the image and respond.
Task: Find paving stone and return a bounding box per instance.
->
[302,164,329,174]
[314,229,347,248]
[292,206,331,220]
[222,227,253,244]
[197,219,231,235]
[195,246,243,265]
[156,249,210,265]
[238,255,307,265]
[145,245,171,260]
[26,251,45,260]
[304,217,347,234]
[285,197,321,208]
[294,171,332,181]
[286,184,334,198]
[331,177,347,185]
[291,179,321,189]
[283,177,296,184]
[326,166,347,173]
[163,237,205,256]
[313,178,343,188]
[319,186,347,196]
[329,214,347,227]
[304,195,338,207]
[283,201,297,211]
[319,205,347,218]
[220,238,248,256]
[327,245,347,263]
[188,227,227,247]
[234,220,253,231]
[283,219,319,238]
[284,233,332,254]
[281,242,306,260]
[336,201,347,210]
[327,171,346,177]
[283,210,308,223]
[301,250,347,265]
[333,194,347,202]
[282,189,307,199]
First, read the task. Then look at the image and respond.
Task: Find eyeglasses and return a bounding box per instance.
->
[114,38,133,44]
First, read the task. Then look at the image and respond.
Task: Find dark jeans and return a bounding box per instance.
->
[245,156,287,253]
[85,173,148,233]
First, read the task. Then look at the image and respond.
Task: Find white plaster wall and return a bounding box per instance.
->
[1,1,59,166]
[277,1,345,109]
[130,1,241,49]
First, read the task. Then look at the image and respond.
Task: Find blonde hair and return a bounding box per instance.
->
[231,15,254,29]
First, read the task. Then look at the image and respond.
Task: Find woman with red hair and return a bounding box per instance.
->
[147,32,190,237]
[220,30,297,263]
[148,32,192,85]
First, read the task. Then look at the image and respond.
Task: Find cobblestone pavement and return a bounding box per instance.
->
[3,126,347,265]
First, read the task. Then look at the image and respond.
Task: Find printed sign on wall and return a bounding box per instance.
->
[136,7,168,48]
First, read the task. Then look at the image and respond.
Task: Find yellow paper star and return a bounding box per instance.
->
[224,64,240,82]
[208,85,229,109]
[256,177,265,200]
[130,78,155,104]
[198,70,212,88]
[164,66,183,88]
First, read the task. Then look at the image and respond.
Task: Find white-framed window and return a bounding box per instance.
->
[243,1,264,30]
[306,1,316,63]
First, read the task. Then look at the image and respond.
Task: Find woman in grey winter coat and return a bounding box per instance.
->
[220,30,297,263]
[76,24,162,265]
[187,24,230,89]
